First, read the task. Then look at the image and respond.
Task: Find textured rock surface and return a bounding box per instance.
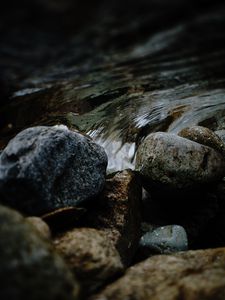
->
[136,132,225,190]
[0,205,79,300]
[139,225,188,255]
[54,228,123,297]
[178,126,225,155]
[91,247,225,300]
[82,169,142,266]
[0,125,107,215]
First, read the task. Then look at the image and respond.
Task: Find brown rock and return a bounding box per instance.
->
[83,169,142,266]
[178,125,225,155]
[91,247,225,300]
[26,216,51,239]
[54,228,123,297]
[136,132,225,190]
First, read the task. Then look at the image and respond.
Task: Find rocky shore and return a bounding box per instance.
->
[1,124,225,299]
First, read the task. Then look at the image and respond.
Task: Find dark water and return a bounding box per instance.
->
[1,1,225,172]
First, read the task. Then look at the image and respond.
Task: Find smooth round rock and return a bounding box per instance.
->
[139,225,188,254]
[26,216,51,239]
[0,205,79,300]
[135,132,225,190]
[178,126,225,155]
[0,125,108,215]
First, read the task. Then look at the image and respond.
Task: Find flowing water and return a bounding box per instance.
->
[1,1,225,172]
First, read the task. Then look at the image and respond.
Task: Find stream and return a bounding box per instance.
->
[1,0,225,172]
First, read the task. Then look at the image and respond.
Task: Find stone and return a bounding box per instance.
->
[139,225,188,256]
[178,125,225,155]
[91,247,225,300]
[0,125,107,215]
[0,205,79,300]
[215,130,225,144]
[82,169,142,266]
[26,216,51,239]
[135,132,225,190]
[54,228,123,297]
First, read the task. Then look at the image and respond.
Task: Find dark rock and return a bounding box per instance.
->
[54,228,123,297]
[140,186,219,247]
[82,169,142,266]
[0,205,79,300]
[178,125,225,155]
[41,206,87,234]
[0,125,107,215]
[139,225,188,257]
[135,132,225,190]
[91,247,225,300]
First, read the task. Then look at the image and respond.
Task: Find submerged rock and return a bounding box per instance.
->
[91,247,225,300]
[139,225,188,256]
[0,125,107,215]
[136,132,225,190]
[54,228,123,297]
[0,205,79,300]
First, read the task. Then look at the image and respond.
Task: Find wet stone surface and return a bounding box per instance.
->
[135,132,225,190]
[139,225,188,256]
[0,125,107,215]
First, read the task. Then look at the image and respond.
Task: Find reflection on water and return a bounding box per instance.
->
[1,3,225,172]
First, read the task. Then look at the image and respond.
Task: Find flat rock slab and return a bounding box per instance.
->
[82,169,142,266]
[136,132,225,190]
[54,228,123,297]
[91,247,225,300]
[0,205,79,300]
[0,125,107,215]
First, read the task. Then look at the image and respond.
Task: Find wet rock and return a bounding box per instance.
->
[54,228,123,297]
[0,205,79,300]
[26,216,51,239]
[136,132,225,190]
[178,125,225,155]
[83,169,142,266]
[91,247,225,300]
[139,225,188,258]
[215,130,225,144]
[0,125,107,215]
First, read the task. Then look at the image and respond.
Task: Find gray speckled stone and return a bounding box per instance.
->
[0,205,79,300]
[0,125,107,215]
[139,225,188,255]
[136,132,225,190]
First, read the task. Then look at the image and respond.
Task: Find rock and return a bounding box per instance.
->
[135,132,225,190]
[215,130,225,144]
[26,216,51,239]
[178,125,225,155]
[91,247,225,300]
[82,169,142,266]
[41,206,87,234]
[0,125,107,215]
[139,225,188,258]
[54,228,123,297]
[0,205,79,300]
